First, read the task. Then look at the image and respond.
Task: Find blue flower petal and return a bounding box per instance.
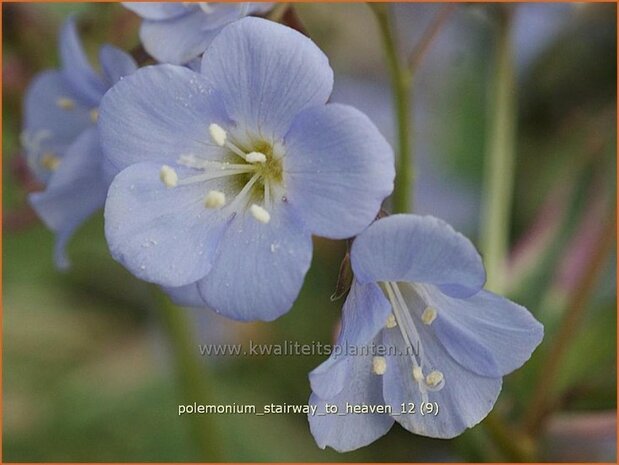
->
[99,64,230,174]
[310,359,351,407]
[284,104,394,239]
[164,283,208,308]
[309,340,394,452]
[140,10,223,65]
[99,45,138,86]
[184,57,203,73]
[382,316,502,439]
[192,3,251,30]
[59,17,107,106]
[351,214,486,298]
[200,17,333,139]
[244,3,275,15]
[198,203,312,321]
[430,288,544,377]
[123,2,192,20]
[310,281,391,399]
[23,70,93,183]
[29,128,107,269]
[104,162,231,287]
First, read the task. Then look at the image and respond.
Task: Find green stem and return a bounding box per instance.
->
[370,4,413,213]
[476,8,536,461]
[153,288,223,461]
[480,8,517,294]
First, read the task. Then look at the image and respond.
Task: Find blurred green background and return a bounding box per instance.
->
[2,2,616,462]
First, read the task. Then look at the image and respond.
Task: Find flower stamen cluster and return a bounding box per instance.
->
[156,122,287,225]
[382,281,445,403]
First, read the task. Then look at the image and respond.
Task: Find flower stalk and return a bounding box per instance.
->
[371,4,455,214]
[370,4,413,214]
[480,7,517,294]
[153,289,223,461]
[477,8,538,461]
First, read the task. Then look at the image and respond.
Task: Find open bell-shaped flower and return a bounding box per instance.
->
[309,214,543,451]
[99,17,395,321]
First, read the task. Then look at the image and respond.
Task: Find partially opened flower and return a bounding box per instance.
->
[309,214,543,451]
[23,17,137,268]
[123,2,273,64]
[99,17,394,321]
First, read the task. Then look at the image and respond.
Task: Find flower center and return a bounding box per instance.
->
[158,123,285,224]
[381,282,445,403]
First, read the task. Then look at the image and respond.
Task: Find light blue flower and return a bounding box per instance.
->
[308,214,543,451]
[23,17,137,269]
[123,2,274,65]
[99,17,394,321]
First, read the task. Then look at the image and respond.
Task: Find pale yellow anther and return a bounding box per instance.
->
[412,366,424,382]
[245,151,267,164]
[160,165,178,188]
[209,123,227,146]
[41,152,60,171]
[250,204,271,224]
[372,356,387,375]
[56,97,75,110]
[426,370,444,387]
[421,307,437,325]
[204,190,226,209]
[385,313,397,328]
[90,109,99,123]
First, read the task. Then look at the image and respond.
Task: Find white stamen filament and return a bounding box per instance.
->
[226,141,251,160]
[384,282,445,404]
[391,283,426,366]
[250,204,271,224]
[160,165,178,187]
[177,167,255,186]
[384,283,422,370]
[372,356,387,375]
[226,172,260,210]
[178,154,255,171]
[204,190,226,209]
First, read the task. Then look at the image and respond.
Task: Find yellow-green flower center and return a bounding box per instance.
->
[158,123,286,225]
